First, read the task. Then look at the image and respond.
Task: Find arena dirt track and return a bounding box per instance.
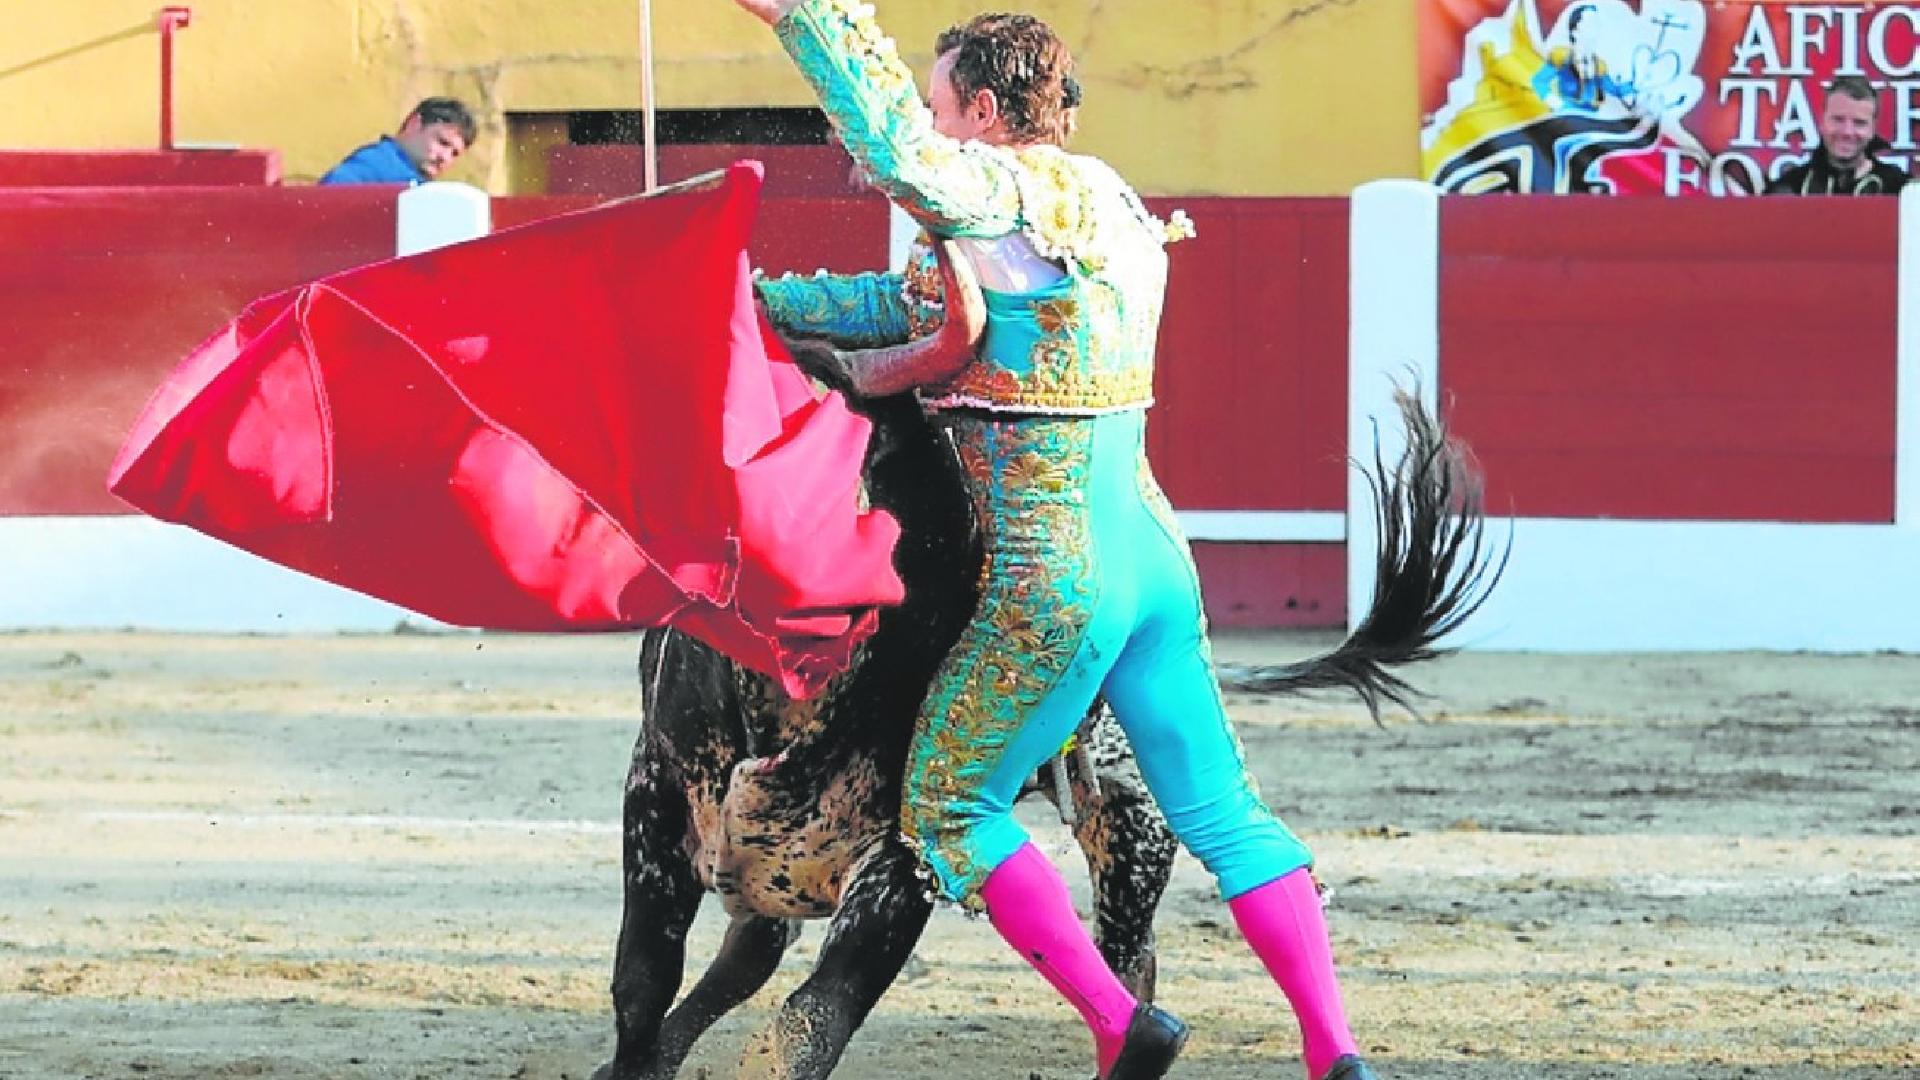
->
[2,631,1915,1080]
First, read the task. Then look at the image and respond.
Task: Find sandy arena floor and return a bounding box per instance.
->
[1,630,1915,1079]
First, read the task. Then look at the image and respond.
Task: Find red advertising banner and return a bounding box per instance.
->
[1421,1,1920,194]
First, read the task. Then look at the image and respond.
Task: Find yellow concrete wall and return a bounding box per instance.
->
[0,0,1418,195]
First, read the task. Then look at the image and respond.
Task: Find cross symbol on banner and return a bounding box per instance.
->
[1651,12,1691,53]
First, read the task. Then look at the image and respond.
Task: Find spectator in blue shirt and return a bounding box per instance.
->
[319,97,477,185]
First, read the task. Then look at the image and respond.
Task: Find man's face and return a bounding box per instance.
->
[928,51,990,142]
[396,116,468,179]
[1819,93,1876,167]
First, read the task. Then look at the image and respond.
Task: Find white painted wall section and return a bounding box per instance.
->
[396,181,491,257]
[0,516,433,633]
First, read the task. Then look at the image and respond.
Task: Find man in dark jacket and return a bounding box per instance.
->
[1766,76,1908,196]
[319,97,476,185]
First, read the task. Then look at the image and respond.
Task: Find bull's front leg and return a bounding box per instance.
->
[735,842,932,1080]
[645,914,799,1078]
[593,741,705,1080]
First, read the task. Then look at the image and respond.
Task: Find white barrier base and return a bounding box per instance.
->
[1465,517,1920,653]
[0,517,437,633]
[0,511,1344,635]
[1177,510,1343,543]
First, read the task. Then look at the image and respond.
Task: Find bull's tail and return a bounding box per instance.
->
[1223,389,1504,720]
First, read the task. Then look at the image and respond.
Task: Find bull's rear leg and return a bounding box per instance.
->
[640,915,798,1079]
[736,846,932,1079]
[1068,712,1177,1001]
[1074,770,1175,1000]
[594,749,704,1080]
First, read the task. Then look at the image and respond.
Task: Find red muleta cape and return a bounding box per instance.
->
[107,162,903,698]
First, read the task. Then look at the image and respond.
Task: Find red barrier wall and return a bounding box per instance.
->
[492,191,889,276]
[746,196,891,275]
[8,188,1907,626]
[1441,198,1899,524]
[0,186,893,519]
[0,187,396,517]
[0,150,283,187]
[1149,198,1349,511]
[549,145,861,198]
[1149,197,1352,626]
[1191,543,1347,626]
[0,186,1351,627]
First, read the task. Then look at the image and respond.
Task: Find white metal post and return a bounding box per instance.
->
[1346,180,1441,632]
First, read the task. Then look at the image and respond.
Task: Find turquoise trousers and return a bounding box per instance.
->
[901,409,1312,907]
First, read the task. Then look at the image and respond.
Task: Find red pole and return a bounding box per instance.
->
[158,6,192,150]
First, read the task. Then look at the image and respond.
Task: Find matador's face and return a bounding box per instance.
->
[927,50,996,144]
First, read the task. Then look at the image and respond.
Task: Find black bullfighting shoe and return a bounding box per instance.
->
[1320,1054,1380,1080]
[1103,1003,1188,1080]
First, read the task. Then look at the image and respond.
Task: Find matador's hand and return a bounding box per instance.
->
[729,0,803,26]
[783,240,986,400]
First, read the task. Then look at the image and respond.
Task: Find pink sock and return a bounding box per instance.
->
[1228,867,1362,1079]
[980,843,1139,1076]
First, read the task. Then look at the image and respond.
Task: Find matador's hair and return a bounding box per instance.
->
[935,13,1079,145]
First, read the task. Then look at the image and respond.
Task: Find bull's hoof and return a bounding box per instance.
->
[1103,1002,1187,1080]
[588,1058,666,1080]
[1320,1055,1379,1080]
